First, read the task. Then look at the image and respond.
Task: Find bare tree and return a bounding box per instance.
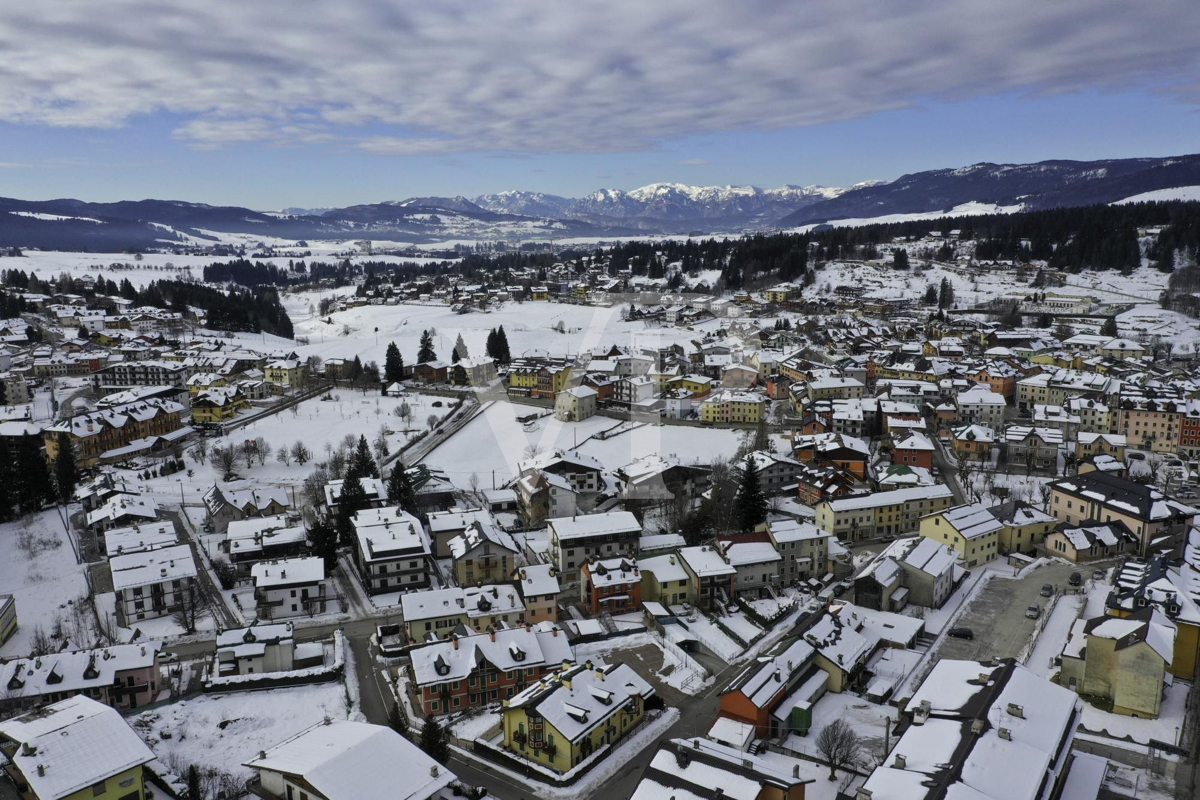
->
[291,441,312,465]
[816,718,863,781]
[191,438,209,465]
[212,445,239,480]
[171,580,209,634]
[427,414,438,432]
[254,437,272,465]
[240,439,258,468]
[276,446,292,467]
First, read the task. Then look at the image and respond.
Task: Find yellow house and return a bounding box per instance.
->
[1030,352,1079,370]
[816,485,953,542]
[448,521,519,586]
[264,359,306,389]
[700,390,766,424]
[989,501,1058,556]
[531,286,550,301]
[507,364,540,394]
[637,553,692,606]
[0,594,15,646]
[191,388,250,425]
[185,372,228,396]
[0,695,154,800]
[501,662,654,773]
[1061,609,1174,718]
[919,502,1002,567]
[669,374,714,398]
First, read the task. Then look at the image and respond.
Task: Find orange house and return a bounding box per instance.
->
[580,557,642,615]
[719,638,820,737]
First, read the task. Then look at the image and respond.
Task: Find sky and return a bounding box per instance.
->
[1,1,1198,210]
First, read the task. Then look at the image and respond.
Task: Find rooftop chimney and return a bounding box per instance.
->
[894,754,907,769]
[998,727,1012,741]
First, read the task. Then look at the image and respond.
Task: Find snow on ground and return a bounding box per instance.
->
[755,749,865,800]
[1080,678,1192,746]
[450,710,501,742]
[132,682,353,781]
[572,631,713,695]
[1104,762,1178,800]
[1023,593,1084,678]
[0,509,90,658]
[720,610,765,643]
[790,202,1026,234]
[780,692,898,763]
[1117,304,1200,355]
[1113,186,1200,205]
[675,613,743,661]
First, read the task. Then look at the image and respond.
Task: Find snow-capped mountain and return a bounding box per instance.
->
[473,191,574,218]
[563,182,876,222]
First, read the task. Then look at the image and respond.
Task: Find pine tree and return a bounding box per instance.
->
[187,765,201,800]
[1100,317,1119,337]
[336,474,367,549]
[892,249,909,270]
[419,711,450,764]
[53,432,78,505]
[417,330,437,364]
[453,333,469,359]
[923,284,938,304]
[733,455,767,532]
[496,325,511,363]
[0,444,15,522]
[308,516,339,570]
[15,433,53,514]
[451,346,461,364]
[388,701,410,740]
[387,463,419,515]
[384,341,405,383]
[348,435,379,479]
[938,277,955,309]
[349,355,363,381]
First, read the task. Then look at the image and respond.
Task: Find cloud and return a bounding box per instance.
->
[0,162,27,168]
[678,159,710,166]
[0,1,1196,157]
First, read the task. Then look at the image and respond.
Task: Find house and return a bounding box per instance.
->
[631,737,812,800]
[766,518,831,585]
[678,545,738,611]
[203,485,289,533]
[579,557,642,615]
[860,658,1082,800]
[449,520,519,586]
[86,494,158,538]
[892,430,935,471]
[1045,520,1138,562]
[956,385,1007,428]
[215,622,299,677]
[855,536,958,611]
[792,432,871,479]
[0,695,156,800]
[553,385,598,422]
[244,719,459,800]
[816,485,954,542]
[401,585,525,642]
[44,398,187,468]
[1059,608,1174,718]
[736,450,801,495]
[190,387,250,425]
[408,624,572,716]
[264,359,306,389]
[1047,471,1199,554]
[989,500,1058,555]
[1004,425,1063,472]
[637,553,691,607]
[412,360,449,384]
[322,477,388,511]
[546,511,642,582]
[0,642,161,714]
[699,389,767,424]
[251,557,328,619]
[225,515,307,572]
[718,535,783,598]
[514,564,560,623]
[800,604,910,693]
[110,544,197,623]
[352,507,430,594]
[918,502,1002,567]
[719,637,821,737]
[500,661,654,774]
[450,356,497,386]
[950,423,995,461]
[428,509,492,558]
[1076,431,1127,461]
[1106,557,1200,679]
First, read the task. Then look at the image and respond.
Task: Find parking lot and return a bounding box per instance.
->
[936,561,1080,661]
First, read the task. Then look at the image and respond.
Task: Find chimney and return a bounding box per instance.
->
[36,764,45,778]
[693,738,701,750]
[894,754,906,769]
[998,727,1012,741]
[451,635,459,650]
[856,789,873,800]
[1006,703,1024,719]
[971,718,986,735]
[430,765,439,777]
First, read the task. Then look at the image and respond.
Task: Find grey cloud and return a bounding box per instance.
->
[0,1,1197,155]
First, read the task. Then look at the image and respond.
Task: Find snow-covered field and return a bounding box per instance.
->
[1114,186,1200,205]
[132,682,356,782]
[791,201,1026,234]
[0,509,90,658]
[781,692,898,762]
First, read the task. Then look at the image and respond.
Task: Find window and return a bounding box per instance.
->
[92,781,107,797]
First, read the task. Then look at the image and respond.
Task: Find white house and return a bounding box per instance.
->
[353,507,431,594]
[110,544,198,623]
[251,557,329,619]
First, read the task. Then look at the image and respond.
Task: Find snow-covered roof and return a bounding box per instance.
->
[0,695,155,800]
[243,719,455,800]
[516,563,560,597]
[109,544,197,592]
[251,557,325,588]
[825,484,953,512]
[353,507,428,561]
[940,503,1004,540]
[0,642,161,701]
[506,661,654,743]
[679,545,737,577]
[400,584,523,623]
[409,625,572,688]
[767,518,831,544]
[723,541,782,567]
[548,510,641,541]
[103,521,177,557]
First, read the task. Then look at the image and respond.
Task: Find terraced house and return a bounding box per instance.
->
[816,484,953,542]
[43,398,186,468]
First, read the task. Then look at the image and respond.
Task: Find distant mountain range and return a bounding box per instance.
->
[1,154,1198,252]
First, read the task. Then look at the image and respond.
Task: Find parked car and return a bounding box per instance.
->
[948,627,974,640]
[1069,572,1082,586]
[1040,584,1054,597]
[1026,604,1041,619]
[1092,567,1106,580]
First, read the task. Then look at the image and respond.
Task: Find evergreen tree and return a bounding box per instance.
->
[15,433,53,514]
[1100,317,1119,337]
[417,330,437,363]
[307,516,339,570]
[485,328,499,360]
[388,701,410,740]
[419,712,450,764]
[892,249,909,270]
[348,435,379,479]
[732,456,768,532]
[496,325,512,363]
[923,284,938,304]
[336,474,368,549]
[938,277,954,309]
[349,355,363,381]
[387,463,419,515]
[451,346,461,363]
[53,432,78,505]
[453,333,469,359]
[0,444,14,522]
[187,765,201,800]
[384,341,405,383]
